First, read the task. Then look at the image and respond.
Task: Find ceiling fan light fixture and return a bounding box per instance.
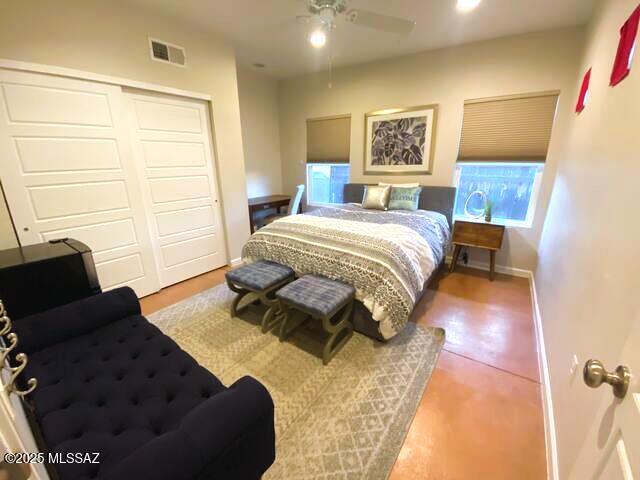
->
[310,29,327,48]
[457,0,481,12]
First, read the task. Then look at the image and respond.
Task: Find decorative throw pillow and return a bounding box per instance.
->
[362,185,391,210]
[388,186,422,211]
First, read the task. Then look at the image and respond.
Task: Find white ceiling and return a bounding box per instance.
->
[130,0,597,78]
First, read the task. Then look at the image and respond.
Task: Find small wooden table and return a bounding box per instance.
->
[449,220,505,280]
[248,195,291,233]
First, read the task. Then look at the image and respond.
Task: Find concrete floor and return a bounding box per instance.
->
[140,265,546,480]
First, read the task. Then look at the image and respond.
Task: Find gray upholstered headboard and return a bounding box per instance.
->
[343,183,457,227]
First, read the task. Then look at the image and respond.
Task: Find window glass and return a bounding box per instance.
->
[454,163,542,225]
[307,164,350,205]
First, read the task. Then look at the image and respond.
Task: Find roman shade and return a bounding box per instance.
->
[306,115,351,163]
[458,92,559,162]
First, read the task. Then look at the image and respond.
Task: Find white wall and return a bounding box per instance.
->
[0,0,251,261]
[535,0,640,476]
[278,28,584,271]
[237,66,283,198]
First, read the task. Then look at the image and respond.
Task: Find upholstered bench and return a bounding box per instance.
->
[276,275,355,365]
[13,287,276,480]
[226,260,295,333]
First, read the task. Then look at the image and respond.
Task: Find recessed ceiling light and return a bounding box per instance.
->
[309,30,327,48]
[457,0,481,12]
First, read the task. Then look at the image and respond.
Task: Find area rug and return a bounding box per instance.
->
[148,283,444,479]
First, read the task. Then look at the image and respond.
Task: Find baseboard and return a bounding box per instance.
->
[444,256,530,278]
[229,257,243,267]
[528,272,559,480]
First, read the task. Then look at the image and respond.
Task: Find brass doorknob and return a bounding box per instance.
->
[583,359,630,399]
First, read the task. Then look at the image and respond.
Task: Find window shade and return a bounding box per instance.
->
[306,116,351,163]
[458,92,559,162]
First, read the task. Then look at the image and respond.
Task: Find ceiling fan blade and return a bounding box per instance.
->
[346,9,415,35]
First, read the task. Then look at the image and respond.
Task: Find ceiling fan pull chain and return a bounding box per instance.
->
[328,26,333,89]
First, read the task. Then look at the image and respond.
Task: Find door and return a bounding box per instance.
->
[125,91,226,288]
[571,319,640,479]
[0,70,160,297]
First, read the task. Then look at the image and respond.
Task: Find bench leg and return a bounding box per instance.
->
[321,301,354,365]
[260,290,285,333]
[278,304,309,342]
[227,280,251,318]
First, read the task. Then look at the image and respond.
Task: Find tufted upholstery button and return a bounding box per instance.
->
[117,338,125,344]
[201,389,212,399]
[96,399,106,407]
[161,350,170,357]
[179,369,187,377]
[75,431,83,439]
[147,371,156,379]
[166,393,175,403]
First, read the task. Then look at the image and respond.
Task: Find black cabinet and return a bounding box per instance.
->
[0,239,101,320]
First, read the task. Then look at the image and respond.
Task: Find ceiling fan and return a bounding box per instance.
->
[301,0,416,36]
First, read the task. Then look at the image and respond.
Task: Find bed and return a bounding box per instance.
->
[242,183,456,341]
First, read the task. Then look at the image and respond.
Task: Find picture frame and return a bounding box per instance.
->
[364,104,438,175]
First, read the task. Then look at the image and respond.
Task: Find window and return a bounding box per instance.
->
[456,92,557,227]
[306,163,350,206]
[453,162,543,227]
[306,114,351,206]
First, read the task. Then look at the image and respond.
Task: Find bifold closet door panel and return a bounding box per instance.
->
[125,91,226,288]
[0,70,161,297]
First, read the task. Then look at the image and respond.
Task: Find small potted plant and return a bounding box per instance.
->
[484,200,493,223]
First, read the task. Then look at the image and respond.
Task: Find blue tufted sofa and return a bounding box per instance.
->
[13,287,275,480]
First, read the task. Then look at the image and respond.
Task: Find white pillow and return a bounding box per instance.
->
[378,182,420,188]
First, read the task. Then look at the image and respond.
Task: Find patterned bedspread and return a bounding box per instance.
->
[242,204,450,339]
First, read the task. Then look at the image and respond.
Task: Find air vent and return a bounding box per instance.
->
[149,38,186,67]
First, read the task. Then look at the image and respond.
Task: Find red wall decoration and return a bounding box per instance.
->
[610,4,640,86]
[576,68,591,113]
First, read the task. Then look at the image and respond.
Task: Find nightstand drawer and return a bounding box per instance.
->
[452,221,505,250]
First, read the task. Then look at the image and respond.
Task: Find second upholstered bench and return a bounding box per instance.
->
[276,275,355,365]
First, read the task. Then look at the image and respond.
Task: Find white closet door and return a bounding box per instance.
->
[0,70,160,297]
[125,91,226,288]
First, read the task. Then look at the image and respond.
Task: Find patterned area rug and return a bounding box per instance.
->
[148,283,444,479]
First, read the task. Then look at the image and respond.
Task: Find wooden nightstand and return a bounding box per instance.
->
[449,220,505,280]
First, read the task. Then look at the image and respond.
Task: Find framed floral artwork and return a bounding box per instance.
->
[364,104,438,175]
